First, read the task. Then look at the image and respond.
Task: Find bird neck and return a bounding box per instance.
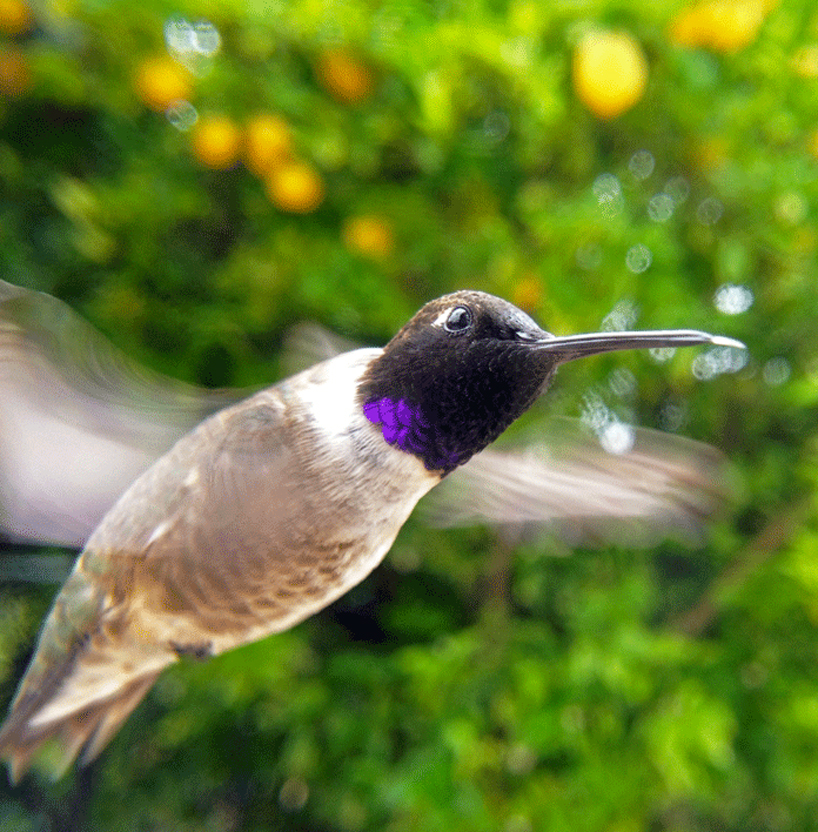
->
[362,395,463,472]
[359,346,553,474]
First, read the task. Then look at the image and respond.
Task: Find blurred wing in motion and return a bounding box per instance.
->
[421,419,726,548]
[0,282,726,554]
[0,389,303,780]
[279,321,362,376]
[0,281,241,547]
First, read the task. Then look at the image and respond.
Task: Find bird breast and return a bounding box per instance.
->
[80,348,440,658]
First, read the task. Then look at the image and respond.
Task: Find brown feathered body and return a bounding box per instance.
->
[0,287,739,781]
[0,349,439,780]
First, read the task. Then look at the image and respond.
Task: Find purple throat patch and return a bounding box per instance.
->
[363,396,460,470]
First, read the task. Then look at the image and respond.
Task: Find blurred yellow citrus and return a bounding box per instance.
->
[0,0,32,36]
[0,47,30,97]
[669,1,771,53]
[791,45,818,79]
[134,56,192,112]
[573,31,648,119]
[343,215,395,260]
[693,136,729,172]
[511,274,542,311]
[190,115,242,170]
[316,48,374,104]
[265,162,324,213]
[245,113,292,176]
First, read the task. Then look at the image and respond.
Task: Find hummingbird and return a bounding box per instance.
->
[0,285,743,781]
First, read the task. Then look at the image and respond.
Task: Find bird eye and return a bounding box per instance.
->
[444,306,472,333]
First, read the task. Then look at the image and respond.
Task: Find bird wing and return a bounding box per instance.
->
[0,280,240,547]
[0,281,727,562]
[0,389,310,779]
[81,388,319,642]
[421,419,726,548]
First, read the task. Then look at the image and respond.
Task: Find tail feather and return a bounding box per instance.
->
[79,673,160,764]
[0,575,169,782]
[0,549,175,781]
[0,671,161,783]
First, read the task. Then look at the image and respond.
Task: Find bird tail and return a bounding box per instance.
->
[0,658,162,783]
[0,561,173,783]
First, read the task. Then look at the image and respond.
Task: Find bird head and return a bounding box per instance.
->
[359,290,742,473]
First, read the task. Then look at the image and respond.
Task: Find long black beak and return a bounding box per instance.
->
[533,329,745,365]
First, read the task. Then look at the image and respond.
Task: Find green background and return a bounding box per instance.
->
[2,0,818,829]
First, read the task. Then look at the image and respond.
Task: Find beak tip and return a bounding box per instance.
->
[708,335,746,350]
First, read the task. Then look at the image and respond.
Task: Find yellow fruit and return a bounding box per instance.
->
[693,136,729,172]
[511,274,542,311]
[573,31,648,119]
[245,113,292,176]
[0,47,30,97]
[0,0,32,36]
[190,115,242,170]
[343,215,394,260]
[316,48,374,104]
[791,45,818,79]
[265,162,324,213]
[669,1,769,54]
[134,56,192,112]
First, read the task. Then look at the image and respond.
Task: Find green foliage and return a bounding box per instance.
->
[2,0,818,829]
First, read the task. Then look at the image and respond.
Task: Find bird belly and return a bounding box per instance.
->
[177,470,433,656]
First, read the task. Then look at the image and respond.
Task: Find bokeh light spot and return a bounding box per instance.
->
[774,192,807,225]
[625,243,652,273]
[593,173,624,218]
[763,357,791,386]
[165,17,221,58]
[628,149,655,180]
[649,346,677,363]
[576,242,602,271]
[609,366,637,398]
[692,346,749,380]
[647,193,675,222]
[599,420,636,455]
[166,100,198,131]
[602,298,639,331]
[714,283,753,315]
[696,196,724,225]
[664,176,690,204]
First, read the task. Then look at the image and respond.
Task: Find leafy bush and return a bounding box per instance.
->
[1,0,817,830]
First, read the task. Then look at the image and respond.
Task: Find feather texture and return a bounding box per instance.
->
[0,348,438,778]
[422,419,725,547]
[0,284,735,779]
